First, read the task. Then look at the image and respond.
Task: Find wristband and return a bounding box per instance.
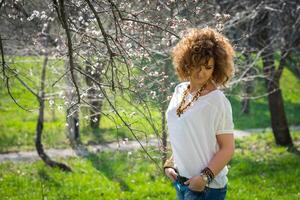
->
[201,167,215,184]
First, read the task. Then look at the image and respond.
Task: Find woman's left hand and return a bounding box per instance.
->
[184,175,207,192]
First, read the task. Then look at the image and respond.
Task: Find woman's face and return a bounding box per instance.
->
[189,57,215,85]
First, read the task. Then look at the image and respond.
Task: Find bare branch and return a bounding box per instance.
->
[58,0,81,106]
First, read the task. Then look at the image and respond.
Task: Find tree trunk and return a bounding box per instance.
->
[85,60,103,130]
[35,22,71,171]
[36,54,71,172]
[252,9,294,147]
[65,61,81,147]
[161,84,167,167]
[65,61,89,156]
[262,50,293,146]
[241,53,255,114]
[241,74,252,114]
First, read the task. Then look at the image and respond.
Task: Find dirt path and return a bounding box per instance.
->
[1,126,299,163]
[0,138,159,163]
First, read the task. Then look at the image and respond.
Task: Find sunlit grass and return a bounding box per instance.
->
[0,131,299,199]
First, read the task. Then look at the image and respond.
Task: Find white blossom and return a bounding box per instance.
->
[27,10,40,21]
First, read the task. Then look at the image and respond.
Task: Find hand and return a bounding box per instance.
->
[184,175,207,192]
[164,168,178,182]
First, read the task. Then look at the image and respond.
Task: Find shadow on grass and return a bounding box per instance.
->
[85,152,132,192]
[38,168,61,188]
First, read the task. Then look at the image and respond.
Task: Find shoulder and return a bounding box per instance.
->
[211,89,232,107]
[174,81,189,93]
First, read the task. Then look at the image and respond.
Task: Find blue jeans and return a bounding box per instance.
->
[173,179,227,200]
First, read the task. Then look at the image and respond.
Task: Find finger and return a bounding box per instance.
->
[167,173,176,181]
[188,185,205,192]
[184,179,190,185]
[167,173,174,180]
[169,172,176,179]
[169,170,177,175]
[171,174,177,181]
[170,171,178,177]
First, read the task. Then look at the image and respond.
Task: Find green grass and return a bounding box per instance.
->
[228,131,300,199]
[0,131,299,199]
[0,149,175,199]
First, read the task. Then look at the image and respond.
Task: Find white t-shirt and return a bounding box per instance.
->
[166,81,234,188]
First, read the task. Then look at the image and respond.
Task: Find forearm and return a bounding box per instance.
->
[207,147,234,177]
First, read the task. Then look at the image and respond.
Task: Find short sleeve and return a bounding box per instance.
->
[216,97,234,135]
[166,82,187,111]
[166,85,178,111]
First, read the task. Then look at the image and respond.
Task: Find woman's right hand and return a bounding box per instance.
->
[164,168,178,182]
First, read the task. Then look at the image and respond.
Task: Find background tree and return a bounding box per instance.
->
[216,0,300,147]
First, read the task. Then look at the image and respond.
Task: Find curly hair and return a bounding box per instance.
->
[171,27,235,87]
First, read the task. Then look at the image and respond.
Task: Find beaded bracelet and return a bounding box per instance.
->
[201,167,215,184]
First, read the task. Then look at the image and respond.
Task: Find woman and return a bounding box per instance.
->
[164,27,235,200]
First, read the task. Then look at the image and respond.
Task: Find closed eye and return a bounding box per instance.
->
[205,65,214,70]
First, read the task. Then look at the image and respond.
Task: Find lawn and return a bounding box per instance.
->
[0,131,299,199]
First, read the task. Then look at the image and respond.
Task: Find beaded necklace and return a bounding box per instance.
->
[176,81,209,117]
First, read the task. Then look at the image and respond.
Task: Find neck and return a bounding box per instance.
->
[189,79,216,94]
